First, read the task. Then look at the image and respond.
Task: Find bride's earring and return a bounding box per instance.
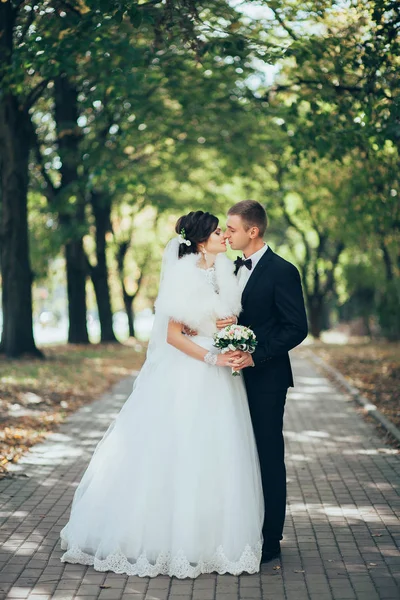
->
[199,245,208,267]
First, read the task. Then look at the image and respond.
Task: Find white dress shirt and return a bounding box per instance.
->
[238,244,269,291]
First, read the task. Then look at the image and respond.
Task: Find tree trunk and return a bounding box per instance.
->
[124,293,135,338]
[91,271,118,342]
[54,75,89,344]
[116,241,137,338]
[308,295,324,339]
[64,237,89,344]
[380,235,394,282]
[306,241,345,340]
[0,94,42,358]
[89,192,118,343]
[0,3,41,358]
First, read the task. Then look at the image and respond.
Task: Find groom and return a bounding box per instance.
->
[220,200,308,563]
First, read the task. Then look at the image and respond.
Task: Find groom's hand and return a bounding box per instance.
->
[182,325,198,336]
[231,350,254,370]
[216,316,238,329]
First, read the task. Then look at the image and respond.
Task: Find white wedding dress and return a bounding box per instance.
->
[60,243,264,578]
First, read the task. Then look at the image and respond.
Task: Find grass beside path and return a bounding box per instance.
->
[0,342,147,477]
[309,340,400,444]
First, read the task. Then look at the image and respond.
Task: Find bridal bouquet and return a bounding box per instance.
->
[213,324,257,376]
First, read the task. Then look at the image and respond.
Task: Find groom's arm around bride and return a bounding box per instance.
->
[245,256,307,367]
[224,200,308,383]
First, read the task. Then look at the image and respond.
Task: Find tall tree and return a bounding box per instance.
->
[251,0,399,337]
[54,75,89,343]
[2,0,254,355]
[0,1,43,357]
[87,191,117,342]
[33,0,279,342]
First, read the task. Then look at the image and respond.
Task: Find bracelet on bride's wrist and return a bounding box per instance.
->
[204,351,218,366]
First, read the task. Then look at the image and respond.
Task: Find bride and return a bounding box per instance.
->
[60,210,264,578]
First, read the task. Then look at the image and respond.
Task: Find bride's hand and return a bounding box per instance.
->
[230,351,254,370]
[216,353,237,367]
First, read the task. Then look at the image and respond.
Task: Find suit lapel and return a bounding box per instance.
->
[242,246,274,305]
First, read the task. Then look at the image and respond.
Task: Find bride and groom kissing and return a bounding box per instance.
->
[60,200,308,578]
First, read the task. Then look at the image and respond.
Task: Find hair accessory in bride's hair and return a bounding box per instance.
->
[178,228,191,246]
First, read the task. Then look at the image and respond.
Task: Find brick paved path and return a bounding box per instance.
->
[0,353,399,600]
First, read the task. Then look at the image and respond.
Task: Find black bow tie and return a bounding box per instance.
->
[234,256,252,275]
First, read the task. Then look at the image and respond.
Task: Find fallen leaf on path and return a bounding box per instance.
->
[0,343,147,477]
[308,342,400,449]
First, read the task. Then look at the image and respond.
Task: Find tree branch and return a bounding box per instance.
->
[24,78,51,112]
[14,0,30,10]
[312,233,329,297]
[302,196,323,240]
[131,243,154,301]
[85,252,95,276]
[315,232,327,260]
[380,235,394,282]
[135,0,164,7]
[279,198,312,287]
[267,79,364,98]
[322,241,345,296]
[19,7,35,42]
[271,8,299,41]
[297,78,364,93]
[275,165,312,289]
[31,128,58,202]
[59,1,82,17]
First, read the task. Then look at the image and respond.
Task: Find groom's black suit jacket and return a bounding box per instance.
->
[238,247,308,391]
[238,246,308,545]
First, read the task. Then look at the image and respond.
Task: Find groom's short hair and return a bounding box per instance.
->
[228,200,267,237]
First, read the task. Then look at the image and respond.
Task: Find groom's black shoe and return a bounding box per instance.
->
[261,542,281,563]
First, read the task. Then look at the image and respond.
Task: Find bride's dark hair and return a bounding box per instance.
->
[175,211,219,258]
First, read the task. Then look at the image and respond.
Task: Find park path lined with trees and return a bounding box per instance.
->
[0,3,399,596]
[0,0,398,357]
[0,353,399,599]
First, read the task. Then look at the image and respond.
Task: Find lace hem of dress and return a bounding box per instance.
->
[60,537,262,578]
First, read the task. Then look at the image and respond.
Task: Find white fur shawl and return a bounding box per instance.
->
[155,253,241,331]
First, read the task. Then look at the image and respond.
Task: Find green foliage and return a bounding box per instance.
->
[2,0,398,340]
[377,280,400,341]
[248,0,399,337]
[28,192,60,280]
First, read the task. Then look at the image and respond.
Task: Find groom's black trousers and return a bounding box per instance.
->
[246,386,287,545]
